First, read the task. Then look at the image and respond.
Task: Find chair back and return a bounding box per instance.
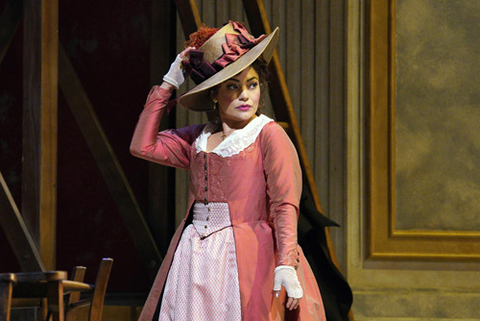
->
[88,258,113,321]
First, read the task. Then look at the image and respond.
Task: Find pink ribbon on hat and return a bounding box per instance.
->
[182,21,266,85]
[214,21,267,69]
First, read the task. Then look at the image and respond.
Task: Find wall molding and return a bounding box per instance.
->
[366,0,480,261]
[353,287,480,320]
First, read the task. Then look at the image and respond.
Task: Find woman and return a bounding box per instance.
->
[131,21,326,321]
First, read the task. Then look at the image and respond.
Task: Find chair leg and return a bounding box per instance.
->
[0,274,16,321]
[88,258,113,321]
[40,298,49,321]
[47,280,65,321]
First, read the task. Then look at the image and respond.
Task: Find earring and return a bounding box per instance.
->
[212,99,218,110]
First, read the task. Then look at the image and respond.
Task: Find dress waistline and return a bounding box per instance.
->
[192,202,231,239]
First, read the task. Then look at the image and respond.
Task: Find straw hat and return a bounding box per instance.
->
[177,21,279,111]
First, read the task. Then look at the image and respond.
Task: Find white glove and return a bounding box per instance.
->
[273,265,303,299]
[163,54,185,89]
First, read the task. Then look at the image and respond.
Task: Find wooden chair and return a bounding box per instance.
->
[2,258,113,321]
[0,273,16,321]
[63,258,113,321]
[10,270,68,321]
[20,266,89,321]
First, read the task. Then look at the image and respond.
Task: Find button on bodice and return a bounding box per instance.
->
[191,151,227,204]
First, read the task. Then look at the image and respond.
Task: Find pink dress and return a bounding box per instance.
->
[130,86,326,321]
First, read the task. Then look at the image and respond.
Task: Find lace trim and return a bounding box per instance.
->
[194,114,273,158]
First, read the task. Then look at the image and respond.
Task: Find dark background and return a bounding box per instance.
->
[0,0,166,292]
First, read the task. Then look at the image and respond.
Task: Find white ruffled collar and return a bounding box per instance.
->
[195,114,273,158]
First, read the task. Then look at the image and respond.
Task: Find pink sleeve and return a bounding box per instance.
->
[130,86,201,170]
[260,122,302,269]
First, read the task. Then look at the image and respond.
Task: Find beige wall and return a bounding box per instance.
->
[395,0,480,231]
[347,0,480,320]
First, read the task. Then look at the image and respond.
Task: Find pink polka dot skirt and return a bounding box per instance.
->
[158,202,242,321]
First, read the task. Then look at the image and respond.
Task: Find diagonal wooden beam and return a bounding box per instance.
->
[174,4,352,318]
[176,0,323,216]
[174,0,201,38]
[242,1,354,320]
[0,171,46,272]
[0,0,22,65]
[242,0,324,215]
[175,0,333,255]
[58,44,163,279]
[174,0,326,220]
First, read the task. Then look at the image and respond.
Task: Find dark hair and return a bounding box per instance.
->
[252,59,269,112]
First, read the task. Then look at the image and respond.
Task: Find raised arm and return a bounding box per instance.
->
[130,48,201,169]
[130,85,199,169]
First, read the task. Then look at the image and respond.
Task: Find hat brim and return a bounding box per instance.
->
[178,27,279,111]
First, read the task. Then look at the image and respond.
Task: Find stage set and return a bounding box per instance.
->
[1,0,479,320]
